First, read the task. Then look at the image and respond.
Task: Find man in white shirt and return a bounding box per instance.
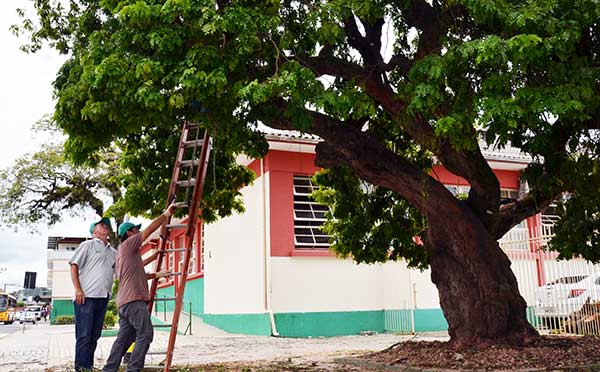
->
[69,217,116,372]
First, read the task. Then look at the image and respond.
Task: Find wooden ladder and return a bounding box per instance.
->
[146,121,212,371]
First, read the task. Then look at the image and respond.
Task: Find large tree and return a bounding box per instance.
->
[0,143,119,223]
[0,141,126,242]
[14,0,600,346]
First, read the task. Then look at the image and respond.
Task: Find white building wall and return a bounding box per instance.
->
[48,242,81,299]
[204,177,266,314]
[50,259,72,298]
[407,268,440,309]
[270,257,385,312]
[270,257,441,312]
[382,262,440,310]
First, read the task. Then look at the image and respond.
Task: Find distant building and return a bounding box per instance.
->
[16,287,52,304]
[47,237,86,322]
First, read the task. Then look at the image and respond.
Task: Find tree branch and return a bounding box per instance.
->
[403,0,445,59]
[343,15,386,71]
[299,53,501,221]
[493,116,582,237]
[384,54,413,75]
[265,101,459,221]
[495,193,560,239]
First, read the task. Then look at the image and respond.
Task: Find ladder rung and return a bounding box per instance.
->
[172,202,189,208]
[142,366,164,370]
[179,160,199,167]
[154,297,177,301]
[163,248,187,253]
[152,324,173,328]
[166,224,187,229]
[146,351,167,355]
[183,139,204,148]
[176,179,196,187]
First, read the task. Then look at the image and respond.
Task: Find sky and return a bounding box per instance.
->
[0,0,101,292]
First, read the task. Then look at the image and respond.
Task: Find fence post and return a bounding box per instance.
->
[189,301,192,336]
[527,214,546,286]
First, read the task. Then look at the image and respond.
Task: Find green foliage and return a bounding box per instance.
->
[0,143,121,229]
[106,299,117,315]
[16,301,25,308]
[548,156,600,260]
[14,0,600,266]
[103,310,117,329]
[111,278,119,298]
[313,168,428,268]
[54,315,75,325]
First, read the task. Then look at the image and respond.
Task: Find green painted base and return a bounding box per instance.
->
[50,299,74,324]
[101,328,118,337]
[201,313,272,335]
[100,317,178,338]
[412,308,448,332]
[154,278,204,317]
[274,310,385,337]
[384,307,541,334]
[200,309,431,337]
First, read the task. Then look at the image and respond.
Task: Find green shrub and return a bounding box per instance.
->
[103,311,117,329]
[54,315,75,325]
[106,299,117,314]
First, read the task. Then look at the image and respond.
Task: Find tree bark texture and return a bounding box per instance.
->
[426,204,538,347]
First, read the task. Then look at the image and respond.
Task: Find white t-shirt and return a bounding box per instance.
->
[69,238,116,298]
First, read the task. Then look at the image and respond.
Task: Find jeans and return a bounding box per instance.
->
[74,297,109,371]
[102,301,154,372]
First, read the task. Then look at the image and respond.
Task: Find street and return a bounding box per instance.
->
[0,321,431,372]
[0,322,25,340]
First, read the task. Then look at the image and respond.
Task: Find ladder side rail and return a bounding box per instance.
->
[185,132,212,238]
[183,126,202,204]
[166,121,191,207]
[147,122,191,313]
[163,230,196,371]
[163,131,212,371]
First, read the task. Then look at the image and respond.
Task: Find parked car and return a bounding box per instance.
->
[20,306,42,324]
[534,274,600,323]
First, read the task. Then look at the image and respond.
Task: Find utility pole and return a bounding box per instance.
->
[0,267,6,293]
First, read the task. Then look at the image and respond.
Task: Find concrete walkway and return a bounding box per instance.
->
[0,321,448,372]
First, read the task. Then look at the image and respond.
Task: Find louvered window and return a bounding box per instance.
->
[293,175,330,248]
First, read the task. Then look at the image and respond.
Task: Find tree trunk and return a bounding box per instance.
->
[310,127,538,347]
[426,208,538,348]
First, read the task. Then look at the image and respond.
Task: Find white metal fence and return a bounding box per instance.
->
[502,231,600,336]
[383,214,600,336]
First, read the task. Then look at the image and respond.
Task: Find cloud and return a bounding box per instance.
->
[0,1,70,290]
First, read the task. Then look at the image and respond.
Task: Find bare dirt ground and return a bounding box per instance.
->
[161,335,600,372]
[365,335,600,371]
[167,361,363,372]
[45,334,600,371]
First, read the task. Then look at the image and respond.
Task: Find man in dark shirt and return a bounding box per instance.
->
[102,203,176,372]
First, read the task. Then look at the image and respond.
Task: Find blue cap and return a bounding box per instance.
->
[118,222,142,239]
[89,217,111,235]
